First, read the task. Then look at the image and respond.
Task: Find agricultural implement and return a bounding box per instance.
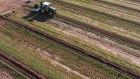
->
[33,2,57,17]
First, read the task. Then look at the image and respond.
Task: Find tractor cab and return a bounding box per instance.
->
[33,2,57,16]
[42,2,51,7]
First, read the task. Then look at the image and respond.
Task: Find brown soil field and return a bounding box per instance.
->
[0,0,25,14]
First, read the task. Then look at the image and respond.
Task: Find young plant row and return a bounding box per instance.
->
[0,60,27,79]
[55,0,140,25]
[101,0,140,11]
[0,20,132,79]
[9,14,140,78]
[52,1,140,41]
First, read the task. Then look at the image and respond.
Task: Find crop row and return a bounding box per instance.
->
[0,60,27,79]
[0,51,46,79]
[56,0,140,26]
[0,19,86,79]
[8,4,140,76]
[93,0,140,18]
[101,0,140,11]
[53,0,140,41]
[95,0,140,13]
[51,1,138,43]
[3,15,140,78]
[27,0,140,43]
[0,17,133,79]
[4,0,140,78]
[55,14,140,49]
[64,0,140,20]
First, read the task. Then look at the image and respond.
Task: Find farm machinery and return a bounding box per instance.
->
[33,2,57,16]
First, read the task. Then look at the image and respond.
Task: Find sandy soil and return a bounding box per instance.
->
[0,0,25,15]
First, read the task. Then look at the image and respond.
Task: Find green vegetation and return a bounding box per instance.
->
[60,0,140,23]
[1,0,139,78]
[55,1,140,41]
[10,14,140,76]
[0,60,27,79]
[38,0,140,50]
[0,24,82,79]
[64,0,140,17]
[0,21,132,79]
[51,0,140,50]
[101,0,140,11]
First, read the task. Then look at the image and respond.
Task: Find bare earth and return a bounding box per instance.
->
[0,0,25,15]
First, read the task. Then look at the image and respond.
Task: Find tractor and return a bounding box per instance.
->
[33,2,57,17]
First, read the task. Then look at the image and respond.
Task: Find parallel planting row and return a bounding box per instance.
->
[54,1,139,32]
[60,0,140,23]
[2,14,140,78]
[52,0,140,49]
[101,0,140,11]
[57,0,140,25]
[0,60,27,79]
[4,0,139,77]
[0,51,46,79]
[1,0,140,79]
[23,0,140,48]
[0,17,132,79]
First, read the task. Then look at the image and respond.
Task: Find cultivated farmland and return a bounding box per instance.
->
[0,0,140,79]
